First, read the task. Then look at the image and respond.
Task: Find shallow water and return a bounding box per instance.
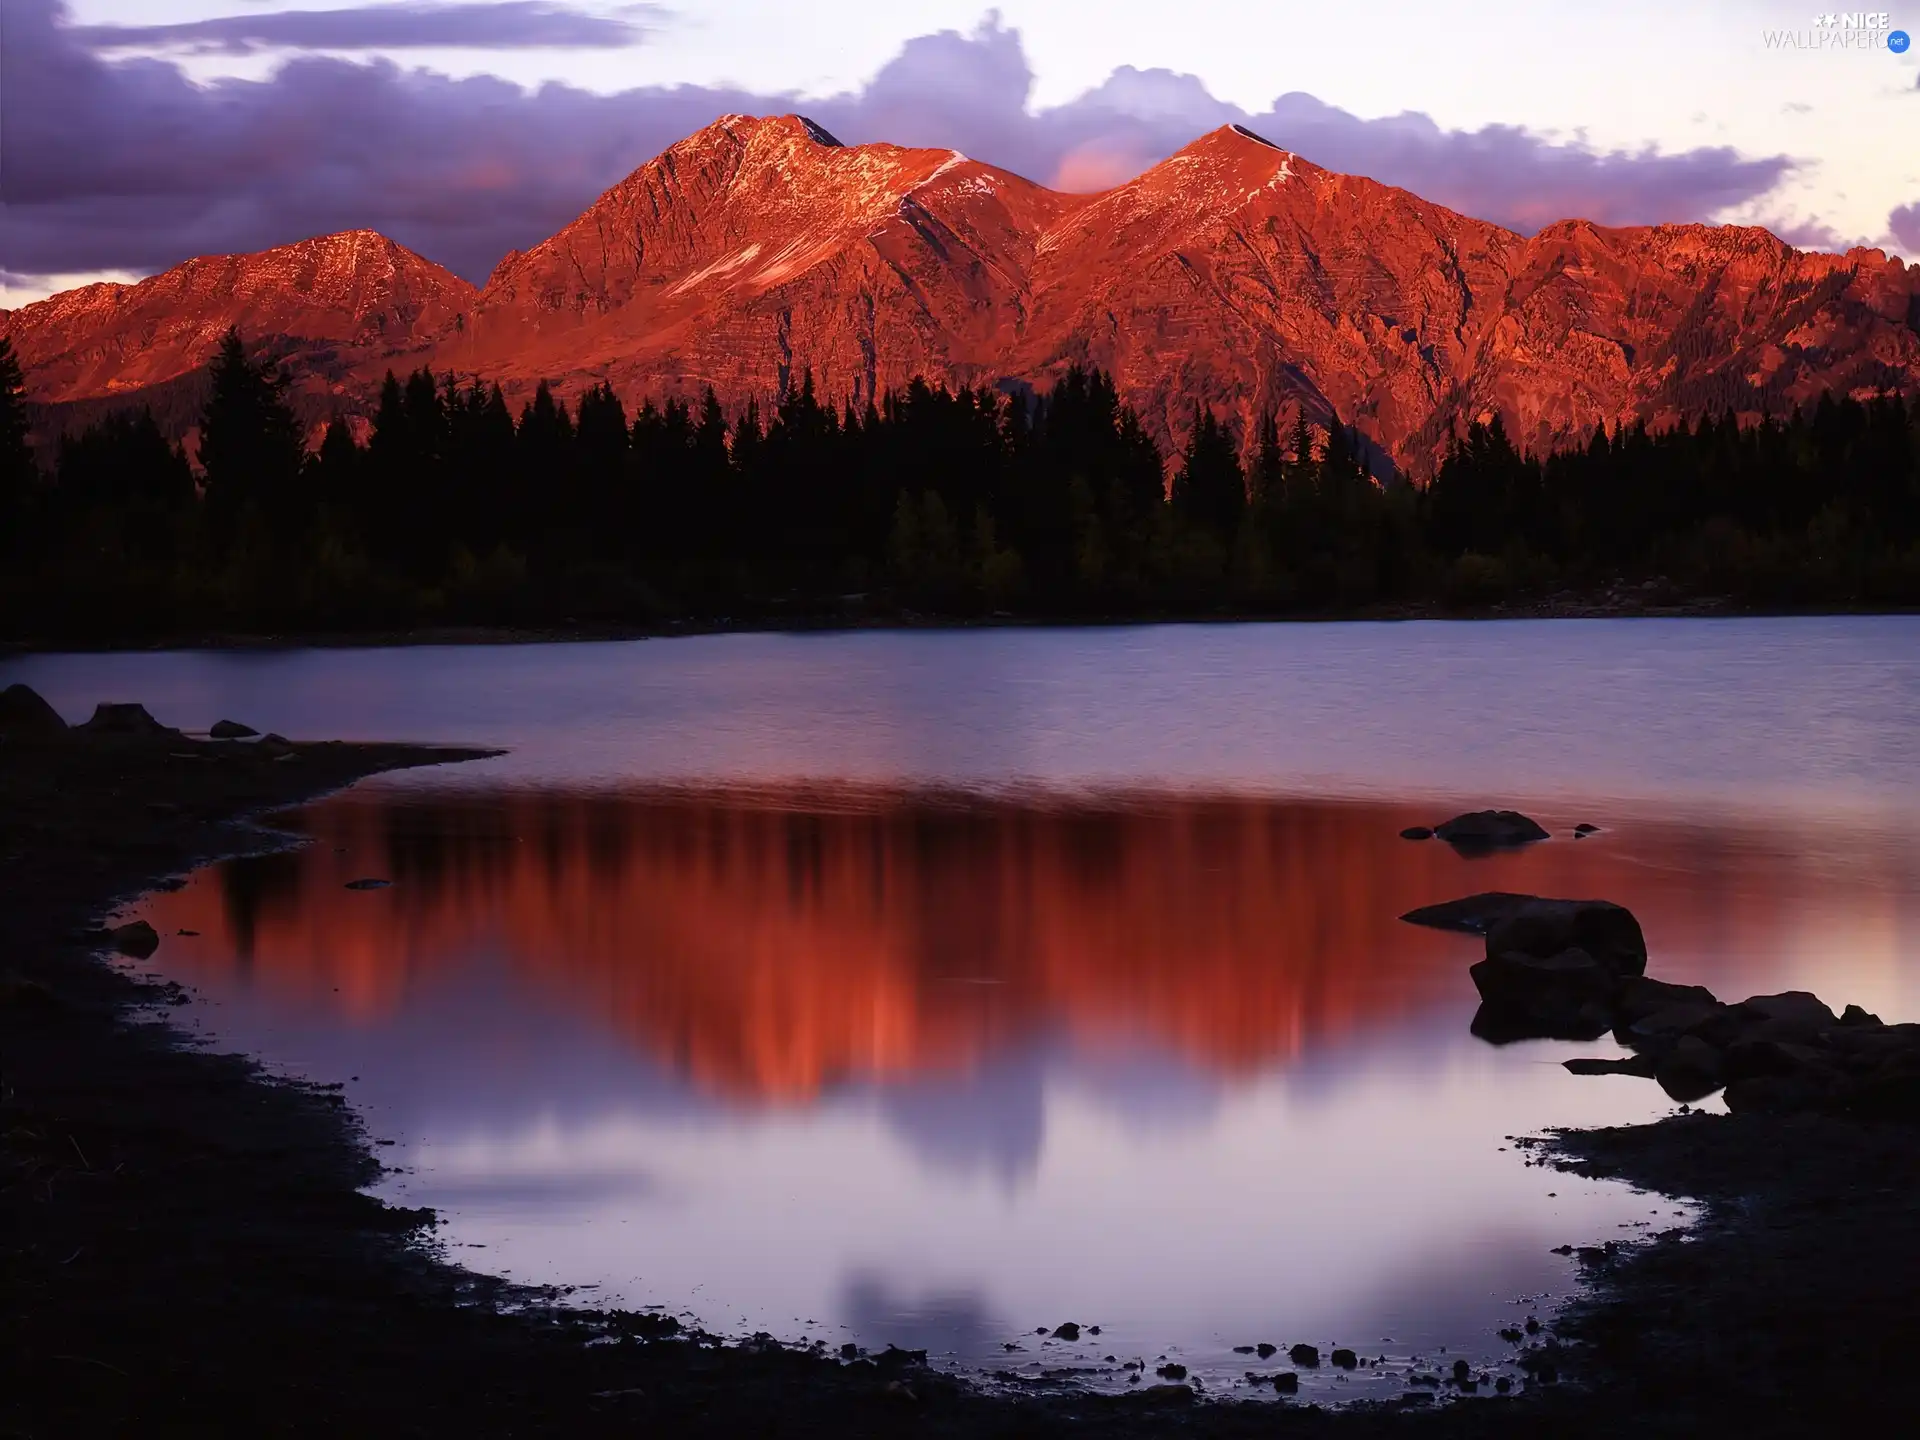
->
[8,618,1919,1401]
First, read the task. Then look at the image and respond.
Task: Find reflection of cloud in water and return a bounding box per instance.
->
[1065,1048,1225,1136]
[877,1048,1048,1185]
[841,1272,1006,1358]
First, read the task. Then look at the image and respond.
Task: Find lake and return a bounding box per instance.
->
[8,617,1919,1401]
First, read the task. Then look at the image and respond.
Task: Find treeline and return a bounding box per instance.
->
[1,331,1917,639]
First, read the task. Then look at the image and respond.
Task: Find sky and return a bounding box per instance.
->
[2,1,1917,308]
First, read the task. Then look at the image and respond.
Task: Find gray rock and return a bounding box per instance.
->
[0,684,67,738]
[1485,898,1648,979]
[1655,1035,1725,1102]
[1615,975,1719,1025]
[1470,948,1620,1038]
[1431,810,1551,848]
[1722,1038,1826,1082]
[1615,1000,1727,1053]
[1400,892,1538,934]
[1728,991,1839,1042]
[1563,1055,1659,1077]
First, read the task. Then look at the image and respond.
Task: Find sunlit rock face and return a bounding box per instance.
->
[8,114,1918,474]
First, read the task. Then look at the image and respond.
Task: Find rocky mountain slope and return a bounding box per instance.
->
[6,114,1917,475]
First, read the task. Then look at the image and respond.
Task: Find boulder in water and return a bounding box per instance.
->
[1485,897,1648,979]
[1471,948,1620,1040]
[1432,810,1550,849]
[1399,892,1537,934]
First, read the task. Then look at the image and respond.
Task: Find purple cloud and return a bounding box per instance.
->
[1,5,1802,290]
[1892,203,1920,254]
[71,3,659,55]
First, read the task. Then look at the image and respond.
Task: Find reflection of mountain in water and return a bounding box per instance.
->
[146,788,1920,1109]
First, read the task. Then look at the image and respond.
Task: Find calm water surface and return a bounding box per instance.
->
[7,618,1919,1401]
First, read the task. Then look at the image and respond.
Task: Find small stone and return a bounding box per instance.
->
[1524,1318,1541,1334]
[1399,825,1434,840]
[1498,1327,1524,1343]
[1233,1345,1255,1354]
[1452,1359,1471,1383]
[1154,1362,1187,1380]
[1573,823,1600,836]
[344,878,391,890]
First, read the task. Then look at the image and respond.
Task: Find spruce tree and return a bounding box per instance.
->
[198,330,303,547]
[0,337,37,550]
[1171,405,1245,538]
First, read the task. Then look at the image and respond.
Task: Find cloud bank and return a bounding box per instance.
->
[1891,203,1920,255]
[72,3,659,56]
[1,5,1804,290]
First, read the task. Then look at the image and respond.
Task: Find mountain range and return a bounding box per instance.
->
[6,113,1919,475]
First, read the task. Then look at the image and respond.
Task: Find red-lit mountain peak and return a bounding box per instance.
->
[1,230,474,403]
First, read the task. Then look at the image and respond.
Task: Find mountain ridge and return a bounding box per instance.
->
[6,113,1917,474]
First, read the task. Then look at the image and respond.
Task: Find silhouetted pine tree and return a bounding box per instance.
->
[1171,405,1244,538]
[198,330,304,553]
[0,337,40,554]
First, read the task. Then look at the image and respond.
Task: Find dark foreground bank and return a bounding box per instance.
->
[3,708,1915,1438]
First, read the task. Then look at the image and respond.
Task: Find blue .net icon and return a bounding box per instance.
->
[1890,28,1912,53]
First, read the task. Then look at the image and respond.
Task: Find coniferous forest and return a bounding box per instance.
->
[2,330,1918,641]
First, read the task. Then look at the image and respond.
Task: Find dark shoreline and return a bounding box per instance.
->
[12,592,1920,657]
[4,726,1915,1437]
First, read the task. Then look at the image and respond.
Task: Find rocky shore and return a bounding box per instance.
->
[4,707,1916,1437]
